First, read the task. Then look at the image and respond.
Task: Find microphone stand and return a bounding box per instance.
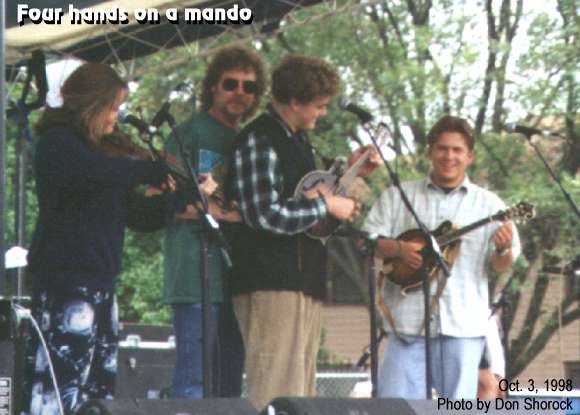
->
[516,132,580,219]
[489,270,520,398]
[363,234,380,397]
[146,110,232,398]
[2,51,47,412]
[334,228,383,396]
[362,122,451,399]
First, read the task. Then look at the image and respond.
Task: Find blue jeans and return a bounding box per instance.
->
[171,303,220,398]
[378,335,485,399]
[171,301,245,398]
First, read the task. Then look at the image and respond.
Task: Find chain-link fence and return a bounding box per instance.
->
[238,371,370,399]
[316,372,370,397]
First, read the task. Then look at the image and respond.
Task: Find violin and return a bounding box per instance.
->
[102,130,191,181]
[101,130,152,159]
[101,130,218,198]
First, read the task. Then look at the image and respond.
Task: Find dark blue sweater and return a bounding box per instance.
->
[27,125,169,291]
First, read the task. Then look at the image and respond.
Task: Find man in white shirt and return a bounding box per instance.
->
[363,115,521,399]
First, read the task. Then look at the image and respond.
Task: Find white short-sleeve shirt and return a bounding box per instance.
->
[363,176,521,337]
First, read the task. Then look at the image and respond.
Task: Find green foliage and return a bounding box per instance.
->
[4,118,39,248]
[118,230,171,323]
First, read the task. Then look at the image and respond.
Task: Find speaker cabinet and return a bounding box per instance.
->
[74,398,257,415]
[262,397,418,415]
[0,338,26,414]
[117,346,174,399]
[117,323,175,399]
[263,397,570,415]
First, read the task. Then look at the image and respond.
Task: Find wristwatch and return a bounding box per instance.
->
[495,246,511,257]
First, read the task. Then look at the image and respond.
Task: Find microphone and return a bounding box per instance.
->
[118,109,157,135]
[542,266,580,277]
[504,123,554,137]
[152,82,189,128]
[151,101,171,128]
[172,82,190,92]
[338,98,373,124]
[541,255,580,277]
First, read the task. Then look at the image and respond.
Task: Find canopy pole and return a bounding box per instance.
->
[0,0,7,294]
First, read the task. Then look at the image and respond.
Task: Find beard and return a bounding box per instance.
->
[225,97,251,116]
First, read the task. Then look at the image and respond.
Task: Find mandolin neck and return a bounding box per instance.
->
[437,216,497,247]
[336,148,372,194]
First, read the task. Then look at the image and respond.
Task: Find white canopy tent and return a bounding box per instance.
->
[4,0,362,71]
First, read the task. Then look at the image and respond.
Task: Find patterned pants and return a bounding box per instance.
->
[22,286,118,415]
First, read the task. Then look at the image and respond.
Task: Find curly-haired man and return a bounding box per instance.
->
[227,55,378,409]
[162,45,266,399]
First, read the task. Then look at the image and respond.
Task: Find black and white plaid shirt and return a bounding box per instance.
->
[232,108,327,235]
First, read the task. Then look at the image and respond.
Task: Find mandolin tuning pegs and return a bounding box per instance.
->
[330,157,348,175]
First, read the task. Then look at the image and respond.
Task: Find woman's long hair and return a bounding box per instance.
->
[36,62,128,146]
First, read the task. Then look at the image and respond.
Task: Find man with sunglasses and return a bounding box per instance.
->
[226,55,379,410]
[160,45,266,399]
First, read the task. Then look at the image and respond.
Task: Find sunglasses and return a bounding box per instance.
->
[222,78,258,95]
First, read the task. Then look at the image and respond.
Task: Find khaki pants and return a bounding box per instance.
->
[233,290,322,410]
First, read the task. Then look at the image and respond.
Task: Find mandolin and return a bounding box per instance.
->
[382,201,535,293]
[295,126,389,242]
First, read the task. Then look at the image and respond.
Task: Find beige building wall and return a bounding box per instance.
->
[323,282,579,387]
[510,272,580,386]
[322,305,370,364]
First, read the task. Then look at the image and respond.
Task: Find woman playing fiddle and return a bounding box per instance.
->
[22,63,183,414]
